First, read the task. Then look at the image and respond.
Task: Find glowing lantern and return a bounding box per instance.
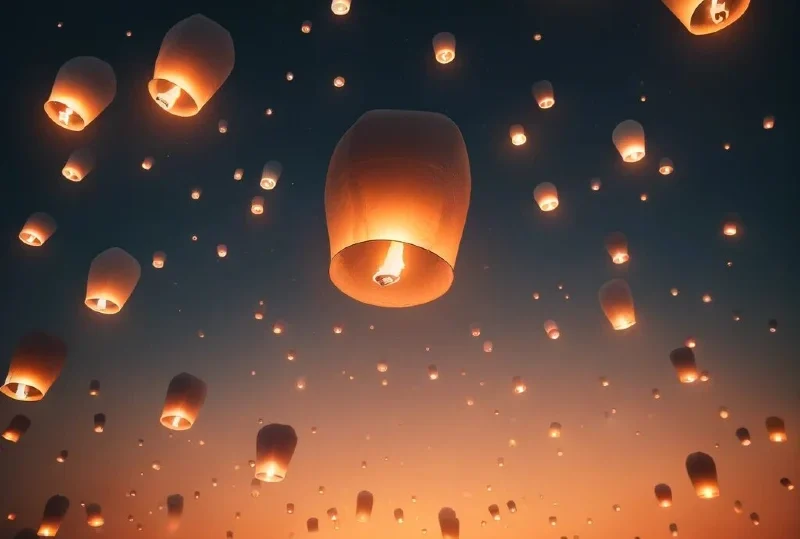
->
[659,158,674,175]
[1,415,31,442]
[93,413,105,433]
[62,147,95,182]
[653,388,661,399]
[544,320,560,339]
[684,337,696,348]
[234,168,243,180]
[265,108,273,116]
[44,57,116,131]
[217,244,228,258]
[356,490,374,522]
[590,178,602,191]
[763,115,775,129]
[669,347,698,383]
[532,80,555,109]
[1,332,66,402]
[331,0,351,15]
[84,247,141,314]
[670,287,679,296]
[151,251,166,269]
[377,361,388,372]
[719,406,729,419]
[655,484,673,507]
[332,324,343,334]
[286,503,294,514]
[251,196,265,215]
[600,377,610,387]
[549,516,557,526]
[272,320,285,334]
[612,120,646,162]
[307,518,319,533]
[686,452,719,498]
[325,110,471,308]
[163,494,183,531]
[512,376,526,394]
[160,372,207,430]
[549,422,562,438]
[86,503,103,527]
[640,193,648,201]
[598,278,636,330]
[722,214,741,236]
[56,450,68,463]
[249,478,261,498]
[483,340,493,353]
[533,182,558,211]
[191,188,202,200]
[750,513,760,526]
[768,319,777,333]
[699,370,710,382]
[766,416,787,442]
[19,212,57,247]
[470,324,481,337]
[37,495,70,537]
[439,507,460,539]
[488,504,500,521]
[604,232,629,264]
[432,32,456,64]
[141,157,154,170]
[301,21,312,33]
[218,119,228,133]
[255,423,298,482]
[149,14,234,117]
[428,365,439,379]
[702,293,712,303]
[260,161,282,190]
[660,0,751,35]
[6,512,15,521]
[669,523,678,536]
[532,292,540,300]
[333,76,346,88]
[509,124,527,146]
[736,427,751,445]
[506,500,517,513]
[734,500,743,513]
[88,379,100,396]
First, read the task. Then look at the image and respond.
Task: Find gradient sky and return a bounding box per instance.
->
[1,1,798,538]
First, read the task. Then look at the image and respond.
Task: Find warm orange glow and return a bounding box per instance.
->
[532,80,555,109]
[331,0,351,15]
[356,490,374,522]
[686,452,720,498]
[763,115,775,129]
[2,332,66,403]
[428,364,439,380]
[62,147,95,182]
[285,71,294,81]
[533,33,542,41]
[659,157,674,175]
[660,0,751,35]
[544,320,560,340]
[653,388,661,399]
[590,178,602,191]
[261,160,283,190]
[18,212,57,247]
[685,337,696,348]
[152,251,166,268]
[598,279,636,330]
[218,119,228,133]
[160,372,208,431]
[605,232,630,264]
[141,156,154,170]
[86,503,104,527]
[509,124,527,146]
[766,416,787,442]
[512,376,526,394]
[488,504,501,520]
[533,182,559,211]
[482,340,493,353]
[265,108,273,116]
[750,512,760,525]
[2,414,31,442]
[670,347,699,383]
[301,21,312,33]
[432,32,456,64]
[736,427,751,445]
[723,222,738,236]
[655,484,673,507]
[549,422,562,438]
[372,241,406,287]
[93,413,105,432]
[719,406,730,419]
[191,188,202,200]
[612,120,646,162]
[702,293,712,303]
[723,142,731,150]
[272,320,285,334]
[640,193,649,202]
[333,76,346,88]
[256,423,298,482]
[85,247,141,314]
[44,56,116,131]
[234,168,244,180]
[251,196,265,215]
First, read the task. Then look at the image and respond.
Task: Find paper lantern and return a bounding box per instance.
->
[301,21,312,33]
[285,71,294,81]
[598,279,636,330]
[286,503,294,514]
[216,244,227,258]
[85,247,141,314]
[37,495,69,536]
[152,251,166,268]
[19,212,57,247]
[750,512,760,525]
[532,80,555,109]
[325,507,338,521]
[1,332,66,401]
[260,161,283,190]
[233,168,244,181]
[432,32,456,64]
[509,124,526,146]
[439,508,460,539]
[659,158,674,175]
[733,500,743,513]
[768,319,778,333]
[307,518,319,533]
[331,0,351,15]
[93,413,105,433]
[512,376,526,394]
[191,188,202,200]
[604,232,629,264]
[736,427,751,445]
[719,406,729,419]
[660,0,751,35]
[86,503,103,528]
[483,340,493,353]
[506,500,516,513]
[393,508,404,523]
[1,415,31,442]
[149,14,234,117]
[56,450,68,463]
[549,516,557,526]
[612,120,645,162]
[44,57,116,131]
[533,182,558,211]
[549,422,562,438]
[766,416,787,442]
[218,119,228,133]
[669,523,678,536]
[255,423,298,482]
[669,347,698,383]
[763,115,775,129]
[488,504,501,520]
[655,484,673,507]
[356,490,373,522]
[251,196,265,215]
[141,157,154,170]
[685,452,719,498]
[62,147,95,182]
[590,178,602,191]
[544,320,560,339]
[88,379,100,396]
[166,494,183,531]
[333,76,346,88]
[160,372,208,430]
[325,110,471,308]
[272,320,286,334]
[722,216,740,236]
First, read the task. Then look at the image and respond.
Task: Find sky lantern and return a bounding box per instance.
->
[286,503,294,514]
[356,490,373,522]
[549,422,562,438]
[655,484,673,507]
[660,0,751,35]
[331,0,351,15]
[509,124,526,146]
[734,500,743,513]
[166,494,183,531]
[149,14,234,117]
[260,161,283,190]
[750,512,760,525]
[488,504,501,520]
[669,523,678,536]
[93,413,106,432]
[532,80,555,109]
[218,119,228,133]
[326,507,338,521]
[439,507,459,539]
[469,323,481,337]
[684,337,696,348]
[141,156,154,170]
[669,347,698,383]
[44,56,116,131]
[191,187,202,200]
[325,110,471,308]
[19,212,57,247]
[301,21,312,33]
[250,478,261,497]
[659,157,674,175]
[722,214,741,236]
[394,508,404,523]
[483,340,493,353]
[686,452,719,498]
[768,318,778,333]
[85,247,141,314]
[272,320,286,334]
[590,178,602,191]
[736,427,751,445]
[160,372,207,430]
[255,423,298,482]
[233,168,243,180]
[766,416,787,442]
[781,477,794,490]
[549,516,557,526]
[612,120,646,162]
[598,278,636,330]
[85,503,103,528]
[152,251,166,268]
[333,76,346,88]
[600,376,610,387]
[2,415,31,442]
[88,380,100,396]
[533,182,558,211]
[763,115,775,129]
[506,500,516,513]
[544,320,560,339]
[332,324,344,334]
[512,376,526,394]
[428,364,439,380]
[652,388,661,399]
[432,32,456,64]
[307,518,319,533]
[37,495,70,536]
[604,232,629,264]
[251,196,265,215]
[377,361,388,372]
[62,147,95,182]
[216,244,228,258]
[56,450,68,463]
[719,406,730,419]
[2,332,66,402]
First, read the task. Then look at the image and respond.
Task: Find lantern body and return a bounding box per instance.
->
[2,332,66,402]
[432,32,456,64]
[142,157,154,170]
[483,340,493,353]
[38,495,70,537]
[62,147,95,182]
[604,232,629,264]
[93,413,106,432]
[44,57,116,131]
[532,80,555,109]
[255,423,298,482]
[590,178,602,191]
[160,372,208,430]
[86,503,103,527]
[669,347,698,383]
[488,504,500,520]
[736,427,751,445]
[428,364,439,379]
[307,518,319,532]
[439,508,460,539]
[768,318,777,333]
[506,500,516,513]
[655,484,673,507]
[2,414,31,442]
[659,157,674,175]
[261,161,283,190]
[57,450,68,462]
[301,21,312,33]
[549,422,562,438]
[152,251,166,269]
[734,500,743,513]
[233,168,244,180]
[763,115,775,129]
[89,379,100,396]
[167,494,183,530]
[533,182,558,211]
[669,523,678,536]
[512,376,526,394]
[148,14,235,117]
[218,119,228,133]
[19,212,57,247]
[394,508,404,523]
[326,508,338,520]
[251,196,264,215]
[750,512,760,525]
[549,516,557,526]
[685,452,719,498]
[766,416,787,442]
[356,490,374,522]
[598,278,636,330]
[509,124,526,146]
[544,320,560,339]
[612,120,646,162]
[719,406,729,419]
[286,503,294,514]
[331,0,351,15]
[722,219,739,236]
[660,0,751,35]
[333,76,346,88]
[85,247,141,314]
[217,244,227,258]
[325,110,471,308]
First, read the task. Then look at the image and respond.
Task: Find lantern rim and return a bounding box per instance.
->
[44,100,86,131]
[148,79,199,117]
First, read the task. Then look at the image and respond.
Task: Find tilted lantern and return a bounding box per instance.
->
[356,490,374,522]
[605,232,629,264]
[598,279,636,330]
[669,347,698,383]
[19,212,57,247]
[654,483,673,507]
[612,120,645,163]
[62,147,95,182]
[532,80,555,109]
[44,57,116,131]
[255,423,298,482]
[685,451,719,498]
[261,161,283,190]
[660,0,751,35]
[439,507,460,539]
[544,320,560,339]
[141,157,154,170]
[2,332,66,401]
[432,32,456,64]
[84,247,141,314]
[160,372,207,430]
[331,0,351,15]
[766,416,787,442]
[533,182,558,211]
[37,495,70,537]
[2,415,31,442]
[780,477,794,490]
[86,503,103,527]
[750,512,760,525]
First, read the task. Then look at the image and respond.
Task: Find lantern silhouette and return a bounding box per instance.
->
[669,523,678,536]
[736,427,751,445]
[659,158,674,175]
[533,182,558,211]
[216,244,227,258]
[432,32,456,64]
[544,320,560,339]
[56,450,68,463]
[19,212,57,247]
[88,379,100,396]
[532,80,555,109]
[660,0,751,35]
[439,507,459,539]
[669,347,698,383]
[605,232,629,264]
[685,451,719,498]
[255,423,298,482]
[218,119,228,133]
[392,508,404,523]
[768,319,777,333]
[301,21,312,33]
[306,517,319,532]
[333,76,346,88]
[750,512,760,525]
[251,196,265,215]
[331,0,351,15]
[93,413,105,433]
[506,500,516,513]
[652,388,661,399]
[598,279,636,330]
[326,507,338,521]
[780,477,794,490]
[37,495,70,536]
[766,416,787,442]
[233,168,243,180]
[86,503,103,527]
[160,372,207,430]
[2,332,66,401]
[512,376,526,394]
[62,147,95,182]
[549,422,562,438]
[549,516,557,526]
[44,57,116,131]
[141,157,154,170]
[152,251,166,268]
[356,490,373,522]
[590,178,602,191]
[655,484,673,507]
[2,415,31,442]
[733,500,743,513]
[325,110,471,308]
[85,247,141,314]
[612,120,645,162]
[286,503,294,514]
[488,504,500,520]
[428,364,439,380]
[166,494,183,531]
[763,115,774,129]
[261,161,283,190]
[249,478,261,498]
[149,14,234,117]
[509,124,526,146]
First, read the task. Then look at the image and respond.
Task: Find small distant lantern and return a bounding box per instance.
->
[669,347,698,383]
[533,33,542,41]
[590,178,602,191]
[734,500,743,513]
[377,361,388,372]
[331,0,351,15]
[768,319,777,333]
[333,76,345,88]
[780,477,794,490]
[506,500,516,513]
[686,452,719,499]
[512,376,526,394]
[719,406,730,419]
[216,244,228,258]
[394,508,404,523]
[249,478,261,498]
[763,115,775,129]
[470,324,481,337]
[655,484,673,507]
[301,21,312,33]
[549,516,557,526]
[532,292,540,300]
[260,161,282,190]
[750,513,760,526]
[640,192,649,202]
[56,450,68,463]
[37,495,70,537]
[44,57,116,131]
[428,364,438,380]
[532,80,555,109]
[736,427,751,446]
[88,379,100,396]
[612,504,621,512]
[218,119,228,133]
[152,251,166,268]
[509,124,527,146]
[652,388,661,399]
[669,523,678,536]
[332,324,343,334]
[86,503,103,527]
[684,337,696,348]
[307,518,319,533]
[670,287,679,296]
[659,158,674,175]
[544,320,560,340]
[191,188,202,200]
[2,415,31,443]
[432,32,456,64]
[160,372,208,430]
[84,247,141,314]
[483,340,493,353]
[549,422,562,438]
[19,212,57,247]
[62,147,95,182]
[285,71,294,81]
[605,232,630,264]
[251,196,265,215]
[295,377,306,390]
[272,320,285,334]
[356,490,374,523]
[1,332,67,402]
[93,413,106,433]
[533,182,559,211]
[612,120,646,163]
[488,504,501,521]
[286,503,294,514]
[255,423,298,482]
[766,416,787,442]
[660,0,751,35]
[702,293,712,303]
[699,370,710,382]
[141,156,154,170]
[724,142,731,150]
[233,168,243,180]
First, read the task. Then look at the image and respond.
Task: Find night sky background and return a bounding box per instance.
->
[1,1,798,538]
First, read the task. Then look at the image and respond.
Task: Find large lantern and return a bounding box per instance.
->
[37,495,70,537]
[85,247,141,314]
[19,212,57,247]
[356,490,373,522]
[148,14,235,117]
[62,147,95,182]
[598,279,636,330]
[44,57,116,131]
[532,80,555,109]
[660,0,751,35]
[533,182,558,211]
[685,452,719,498]
[766,416,787,442]
[331,0,351,15]
[605,232,629,264]
[325,110,471,308]
[86,503,103,527]
[669,347,698,383]
[255,423,298,482]
[439,507,459,539]
[432,32,456,64]
[2,415,31,442]
[1,332,66,401]
[612,120,645,163]
[260,161,283,190]
[160,372,207,430]
[654,484,673,507]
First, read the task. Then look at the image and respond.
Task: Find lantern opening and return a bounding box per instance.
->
[148,79,198,116]
[436,49,455,64]
[681,0,750,35]
[538,97,555,109]
[19,232,43,246]
[373,241,406,286]
[44,102,86,131]
[86,296,120,314]
[3,382,44,401]
[160,413,192,431]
